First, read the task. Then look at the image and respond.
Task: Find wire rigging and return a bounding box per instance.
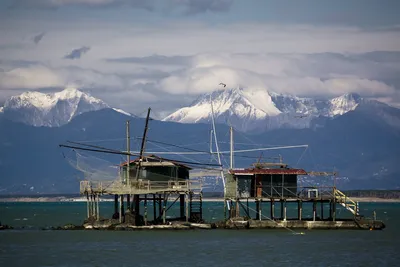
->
[140,138,211,154]
[60,143,222,167]
[147,140,203,165]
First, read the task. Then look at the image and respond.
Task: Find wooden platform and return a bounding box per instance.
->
[80,180,201,195]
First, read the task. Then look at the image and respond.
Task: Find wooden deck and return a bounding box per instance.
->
[80,179,202,195]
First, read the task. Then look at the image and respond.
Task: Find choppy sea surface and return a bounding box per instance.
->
[1,201,399,267]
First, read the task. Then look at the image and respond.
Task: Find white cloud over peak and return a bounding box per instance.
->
[157,65,395,97]
[0,65,64,89]
[2,50,398,114]
[0,19,399,113]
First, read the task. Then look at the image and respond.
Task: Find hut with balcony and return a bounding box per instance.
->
[224,161,363,227]
[80,154,203,226]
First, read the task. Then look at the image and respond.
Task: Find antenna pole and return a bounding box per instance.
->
[210,95,226,193]
[126,120,130,184]
[209,130,213,154]
[230,126,234,169]
[334,168,337,188]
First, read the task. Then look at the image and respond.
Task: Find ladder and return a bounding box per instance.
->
[189,190,203,223]
[334,189,359,216]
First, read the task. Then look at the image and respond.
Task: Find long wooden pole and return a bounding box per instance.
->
[230,126,234,169]
[136,108,151,181]
[126,121,130,185]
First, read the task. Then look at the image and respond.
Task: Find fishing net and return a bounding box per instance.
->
[65,151,122,181]
[64,150,216,184]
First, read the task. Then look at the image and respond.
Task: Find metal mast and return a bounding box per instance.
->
[209,129,213,154]
[210,95,226,193]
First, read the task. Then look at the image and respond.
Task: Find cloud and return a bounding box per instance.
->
[157,64,396,98]
[8,0,233,13]
[2,22,400,60]
[1,18,400,113]
[1,51,399,114]
[130,51,398,97]
[90,23,400,56]
[0,65,64,89]
[170,0,233,15]
[9,0,156,11]
[64,46,91,60]
[106,54,192,66]
[32,32,46,45]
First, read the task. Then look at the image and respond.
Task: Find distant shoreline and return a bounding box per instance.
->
[1,197,399,203]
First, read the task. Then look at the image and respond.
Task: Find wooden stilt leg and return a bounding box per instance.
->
[271,199,275,220]
[144,194,148,225]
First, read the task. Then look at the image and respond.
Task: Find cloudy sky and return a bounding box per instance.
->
[1,0,400,118]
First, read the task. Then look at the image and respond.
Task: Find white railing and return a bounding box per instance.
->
[334,188,359,215]
[80,179,201,194]
[252,185,336,199]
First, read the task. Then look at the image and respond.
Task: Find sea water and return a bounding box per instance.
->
[0,201,399,267]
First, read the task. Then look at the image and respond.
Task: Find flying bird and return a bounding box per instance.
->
[295,114,307,118]
[219,83,226,87]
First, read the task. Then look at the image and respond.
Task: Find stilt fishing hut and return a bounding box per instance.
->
[79,154,203,225]
[62,108,204,226]
[224,160,385,229]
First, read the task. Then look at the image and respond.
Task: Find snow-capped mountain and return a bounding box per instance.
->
[0,87,130,127]
[327,93,362,116]
[163,87,364,132]
[270,92,363,118]
[163,88,282,132]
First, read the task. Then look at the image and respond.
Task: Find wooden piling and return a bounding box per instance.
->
[119,195,124,223]
[179,194,185,219]
[86,193,90,219]
[185,193,189,222]
[91,194,95,218]
[158,194,162,220]
[134,195,140,225]
[153,194,157,222]
[313,201,317,221]
[162,193,166,224]
[333,200,336,222]
[130,194,134,211]
[283,200,287,221]
[114,194,118,217]
[246,198,250,217]
[298,200,302,221]
[321,200,324,220]
[256,200,260,220]
[127,194,131,211]
[230,200,234,219]
[144,194,148,226]
[271,199,275,220]
[96,194,100,221]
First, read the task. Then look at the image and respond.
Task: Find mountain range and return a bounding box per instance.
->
[0,88,399,194]
[163,87,378,132]
[0,87,130,127]
[1,87,398,134]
